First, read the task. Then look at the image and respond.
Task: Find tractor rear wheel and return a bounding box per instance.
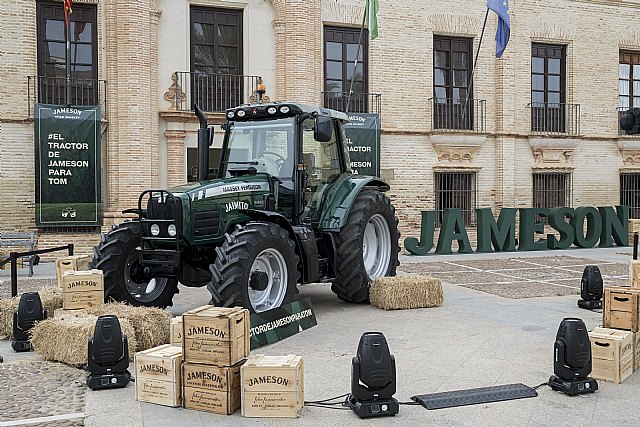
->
[90,222,179,308]
[331,190,400,303]
[208,222,300,313]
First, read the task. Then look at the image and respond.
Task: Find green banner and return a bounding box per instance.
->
[249,298,317,350]
[34,104,101,226]
[344,113,380,177]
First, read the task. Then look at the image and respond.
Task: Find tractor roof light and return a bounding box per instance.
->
[279,105,290,114]
[267,106,277,115]
[237,109,246,117]
[226,111,235,119]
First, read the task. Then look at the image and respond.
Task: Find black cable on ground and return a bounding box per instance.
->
[531,381,550,390]
[304,392,349,405]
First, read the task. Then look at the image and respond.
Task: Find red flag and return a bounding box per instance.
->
[64,0,72,26]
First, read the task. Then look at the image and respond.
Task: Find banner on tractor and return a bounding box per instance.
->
[344,113,380,177]
[249,298,317,350]
[34,104,101,227]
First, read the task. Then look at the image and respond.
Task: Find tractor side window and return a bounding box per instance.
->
[302,118,341,220]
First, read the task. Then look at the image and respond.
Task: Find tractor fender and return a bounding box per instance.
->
[238,209,296,238]
[318,175,390,232]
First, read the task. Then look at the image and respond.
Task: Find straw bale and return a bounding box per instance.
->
[370,275,444,310]
[30,313,136,366]
[0,287,63,339]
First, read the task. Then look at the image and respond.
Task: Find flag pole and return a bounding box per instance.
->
[462,8,489,122]
[65,10,71,106]
[345,8,367,114]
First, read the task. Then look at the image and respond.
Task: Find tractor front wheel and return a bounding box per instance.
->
[208,222,300,313]
[331,190,400,303]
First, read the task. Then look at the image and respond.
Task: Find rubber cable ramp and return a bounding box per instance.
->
[411,383,538,410]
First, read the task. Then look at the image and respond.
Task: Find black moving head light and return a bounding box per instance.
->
[12,292,47,352]
[348,332,399,418]
[549,318,598,396]
[87,315,131,390]
[578,265,603,309]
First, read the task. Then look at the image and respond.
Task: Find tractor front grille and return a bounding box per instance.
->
[193,210,220,237]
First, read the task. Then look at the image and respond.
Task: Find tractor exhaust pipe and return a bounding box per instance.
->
[194,105,213,181]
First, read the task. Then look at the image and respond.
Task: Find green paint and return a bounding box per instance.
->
[435,209,472,254]
[598,205,629,247]
[518,208,548,251]
[404,211,436,255]
[572,207,602,248]
[475,208,517,252]
[546,207,575,249]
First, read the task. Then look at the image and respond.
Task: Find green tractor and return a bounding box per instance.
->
[91,102,400,313]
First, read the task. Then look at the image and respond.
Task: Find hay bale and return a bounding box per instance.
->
[66,303,171,351]
[30,313,137,366]
[0,287,63,339]
[370,275,444,310]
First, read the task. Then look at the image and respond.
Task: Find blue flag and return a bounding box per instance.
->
[486,0,510,58]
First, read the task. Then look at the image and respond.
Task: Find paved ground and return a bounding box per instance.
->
[1,247,639,426]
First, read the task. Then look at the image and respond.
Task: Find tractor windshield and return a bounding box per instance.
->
[221,118,295,179]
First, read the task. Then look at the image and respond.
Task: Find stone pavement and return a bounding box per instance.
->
[1,247,639,426]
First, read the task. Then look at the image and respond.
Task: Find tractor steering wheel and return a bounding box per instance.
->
[260,151,286,167]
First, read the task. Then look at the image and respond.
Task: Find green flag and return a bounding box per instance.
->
[366,0,379,40]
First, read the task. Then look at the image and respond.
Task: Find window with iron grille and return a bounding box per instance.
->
[435,172,477,227]
[532,173,572,210]
[433,36,473,130]
[621,173,640,219]
[531,44,566,133]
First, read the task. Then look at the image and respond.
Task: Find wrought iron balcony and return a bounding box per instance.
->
[430,98,486,132]
[171,71,262,112]
[529,102,581,135]
[27,76,107,117]
[321,92,381,115]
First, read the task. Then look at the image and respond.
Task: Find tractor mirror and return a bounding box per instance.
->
[314,116,333,142]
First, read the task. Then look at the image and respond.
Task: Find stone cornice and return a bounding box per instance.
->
[159,110,226,125]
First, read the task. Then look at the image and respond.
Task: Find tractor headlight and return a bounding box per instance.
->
[226,111,235,119]
[150,224,160,236]
[279,105,290,114]
[167,224,177,237]
[237,109,246,117]
[267,106,277,115]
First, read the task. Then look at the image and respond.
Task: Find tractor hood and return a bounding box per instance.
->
[169,174,272,203]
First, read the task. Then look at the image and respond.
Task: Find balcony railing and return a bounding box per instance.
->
[173,71,261,112]
[27,76,107,117]
[430,98,486,132]
[529,102,580,135]
[321,92,381,114]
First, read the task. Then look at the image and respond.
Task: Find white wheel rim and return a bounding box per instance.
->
[249,248,288,312]
[362,214,392,278]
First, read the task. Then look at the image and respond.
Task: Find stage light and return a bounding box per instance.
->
[577,265,603,309]
[12,292,46,352]
[548,318,598,396]
[87,315,132,390]
[348,332,399,418]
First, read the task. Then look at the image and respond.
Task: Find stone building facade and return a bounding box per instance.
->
[1,0,640,254]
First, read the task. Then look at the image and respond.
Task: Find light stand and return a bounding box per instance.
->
[348,332,399,418]
[577,265,603,309]
[548,318,598,396]
[87,315,131,390]
[12,292,47,352]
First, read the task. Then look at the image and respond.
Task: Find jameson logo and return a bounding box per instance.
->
[139,364,168,375]
[405,206,629,255]
[186,326,226,339]
[53,107,82,116]
[66,280,98,289]
[186,371,223,383]
[248,376,290,387]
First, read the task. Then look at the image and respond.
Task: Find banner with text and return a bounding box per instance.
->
[34,104,101,226]
[344,113,380,177]
[249,298,317,350]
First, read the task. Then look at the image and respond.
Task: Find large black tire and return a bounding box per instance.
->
[331,190,400,303]
[90,222,179,308]
[208,222,299,313]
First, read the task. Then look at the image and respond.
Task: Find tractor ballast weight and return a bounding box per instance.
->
[91,102,400,312]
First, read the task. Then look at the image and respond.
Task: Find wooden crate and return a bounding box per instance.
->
[182,306,249,366]
[170,316,183,347]
[589,328,634,383]
[241,354,304,418]
[630,261,640,289]
[56,255,93,287]
[182,361,242,415]
[135,344,183,407]
[61,269,104,310]
[635,331,640,372]
[603,287,640,332]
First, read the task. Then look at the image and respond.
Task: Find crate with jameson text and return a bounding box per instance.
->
[241,354,304,418]
[589,328,634,383]
[182,361,243,415]
[135,344,183,407]
[56,255,93,288]
[170,316,183,346]
[182,306,249,366]
[603,287,640,332]
[61,269,104,310]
